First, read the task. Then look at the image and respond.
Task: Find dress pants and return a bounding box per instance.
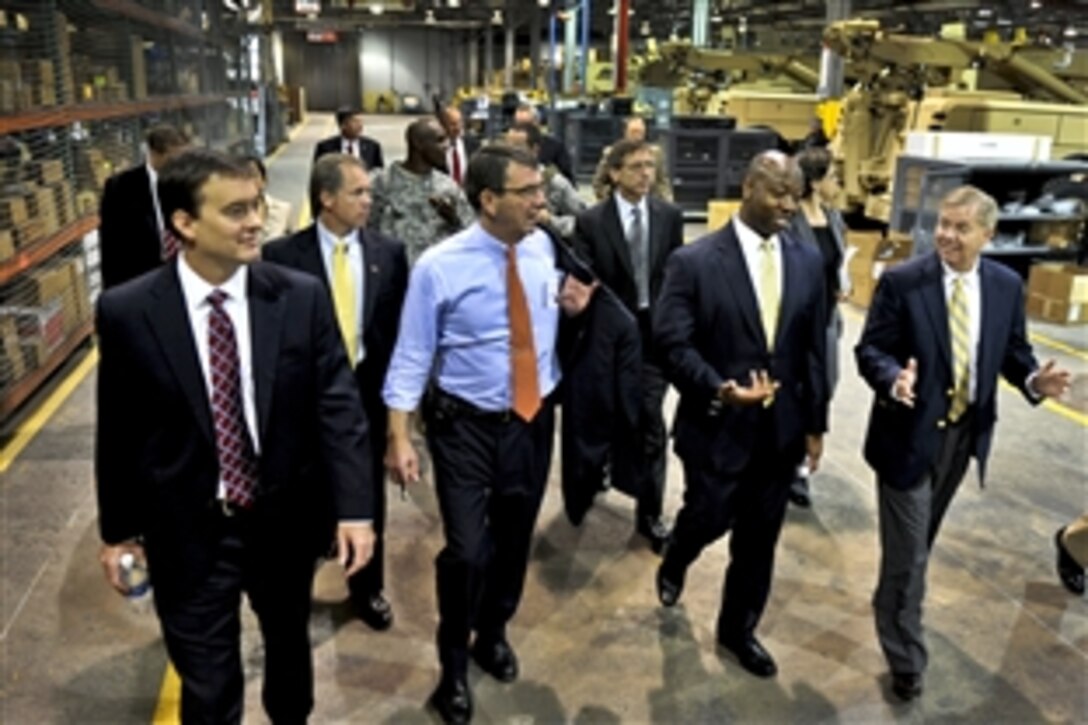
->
[873,410,975,676]
[154,513,317,725]
[636,311,668,521]
[425,391,555,677]
[661,411,795,638]
[348,387,387,602]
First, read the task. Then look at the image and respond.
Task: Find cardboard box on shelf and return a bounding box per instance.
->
[26,186,60,238]
[13,218,46,248]
[0,197,29,227]
[31,159,66,186]
[0,314,27,387]
[1027,263,1064,298]
[68,257,91,326]
[1044,265,1088,304]
[0,230,14,263]
[1029,219,1084,250]
[48,180,76,226]
[846,232,913,308]
[0,300,67,371]
[21,264,71,307]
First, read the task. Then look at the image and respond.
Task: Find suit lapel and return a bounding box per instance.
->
[248,265,285,441]
[774,235,803,352]
[920,253,953,371]
[294,226,328,289]
[145,265,216,448]
[602,197,634,279]
[647,198,669,276]
[716,223,767,349]
[361,230,380,332]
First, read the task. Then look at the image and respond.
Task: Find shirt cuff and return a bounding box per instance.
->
[339,519,373,526]
[1024,371,1044,402]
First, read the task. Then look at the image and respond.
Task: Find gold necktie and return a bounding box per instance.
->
[331,238,357,365]
[759,239,780,351]
[948,276,970,422]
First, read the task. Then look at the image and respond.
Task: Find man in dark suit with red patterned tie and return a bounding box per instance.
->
[99,124,190,289]
[313,107,384,171]
[440,106,480,187]
[95,149,375,724]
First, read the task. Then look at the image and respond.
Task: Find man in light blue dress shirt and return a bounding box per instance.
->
[383,145,594,725]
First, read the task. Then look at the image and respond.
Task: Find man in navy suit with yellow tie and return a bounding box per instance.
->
[856,185,1071,702]
[653,151,829,679]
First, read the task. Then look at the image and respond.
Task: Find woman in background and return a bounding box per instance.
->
[787,146,849,508]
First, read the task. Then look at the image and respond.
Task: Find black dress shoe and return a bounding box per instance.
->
[717,634,778,678]
[655,563,684,607]
[789,475,812,508]
[1056,528,1085,595]
[354,593,394,631]
[891,672,923,702]
[637,516,671,554]
[471,637,518,683]
[427,676,472,725]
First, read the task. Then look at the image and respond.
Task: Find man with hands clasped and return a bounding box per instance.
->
[652,151,829,680]
[856,185,1071,703]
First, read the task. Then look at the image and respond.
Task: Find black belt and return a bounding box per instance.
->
[430,389,522,424]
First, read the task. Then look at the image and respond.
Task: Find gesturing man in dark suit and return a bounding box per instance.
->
[95,149,375,724]
[263,153,409,632]
[653,151,828,679]
[99,124,190,289]
[314,107,384,171]
[855,185,1070,702]
[574,139,684,552]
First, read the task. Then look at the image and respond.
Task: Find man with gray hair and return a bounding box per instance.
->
[856,184,1071,702]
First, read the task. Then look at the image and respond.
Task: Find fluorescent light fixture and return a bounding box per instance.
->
[492,9,503,24]
[538,0,550,7]
[447,0,460,7]
[370,3,383,15]
[425,9,435,23]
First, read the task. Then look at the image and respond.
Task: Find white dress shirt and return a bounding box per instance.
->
[317,221,366,365]
[147,161,164,237]
[733,215,784,314]
[342,137,358,157]
[941,260,981,403]
[614,191,649,245]
[447,137,467,183]
[176,255,260,501]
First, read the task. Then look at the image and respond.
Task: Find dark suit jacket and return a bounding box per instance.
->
[262,225,409,433]
[573,195,685,320]
[538,132,574,182]
[99,164,164,290]
[653,221,829,474]
[314,135,384,170]
[95,262,373,601]
[855,253,1038,489]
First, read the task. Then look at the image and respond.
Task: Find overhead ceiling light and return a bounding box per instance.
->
[447,0,460,7]
[369,3,383,15]
[424,9,435,24]
[1064,26,1078,38]
[1030,0,1042,7]
[492,9,503,25]
[639,20,650,36]
[538,0,550,7]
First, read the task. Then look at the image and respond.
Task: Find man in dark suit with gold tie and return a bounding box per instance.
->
[856,185,1071,701]
[95,149,375,723]
[264,153,409,631]
[653,151,829,679]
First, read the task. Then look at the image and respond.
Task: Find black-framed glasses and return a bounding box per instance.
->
[498,183,546,199]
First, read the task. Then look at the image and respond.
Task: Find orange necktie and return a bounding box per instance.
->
[507,244,541,421]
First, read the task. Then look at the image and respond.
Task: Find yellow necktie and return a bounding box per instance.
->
[759,239,780,351]
[331,238,357,365]
[948,276,970,422]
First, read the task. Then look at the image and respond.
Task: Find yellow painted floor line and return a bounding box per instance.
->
[0,348,98,474]
[151,664,181,724]
[1029,331,1088,363]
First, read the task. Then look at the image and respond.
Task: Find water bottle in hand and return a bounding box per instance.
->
[118,552,152,613]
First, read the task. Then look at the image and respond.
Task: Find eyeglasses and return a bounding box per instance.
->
[621,160,655,172]
[498,183,546,199]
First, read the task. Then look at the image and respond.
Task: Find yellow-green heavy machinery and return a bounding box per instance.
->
[824,19,1088,219]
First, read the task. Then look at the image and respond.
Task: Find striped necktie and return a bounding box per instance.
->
[948,276,970,422]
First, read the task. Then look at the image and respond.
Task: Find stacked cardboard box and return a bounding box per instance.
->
[26,185,61,238]
[55,12,76,104]
[846,231,913,308]
[0,300,66,370]
[0,316,27,388]
[1026,264,1088,325]
[0,229,14,264]
[20,59,57,107]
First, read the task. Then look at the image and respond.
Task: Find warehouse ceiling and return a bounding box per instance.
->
[268,0,1088,49]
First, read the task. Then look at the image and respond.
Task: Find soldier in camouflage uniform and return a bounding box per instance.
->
[506,123,587,238]
[369,118,475,265]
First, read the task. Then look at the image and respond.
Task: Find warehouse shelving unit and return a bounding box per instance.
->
[0,0,255,425]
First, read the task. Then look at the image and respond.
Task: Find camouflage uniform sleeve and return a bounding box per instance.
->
[452,183,476,230]
[368,169,389,232]
[653,144,673,202]
[546,175,585,238]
